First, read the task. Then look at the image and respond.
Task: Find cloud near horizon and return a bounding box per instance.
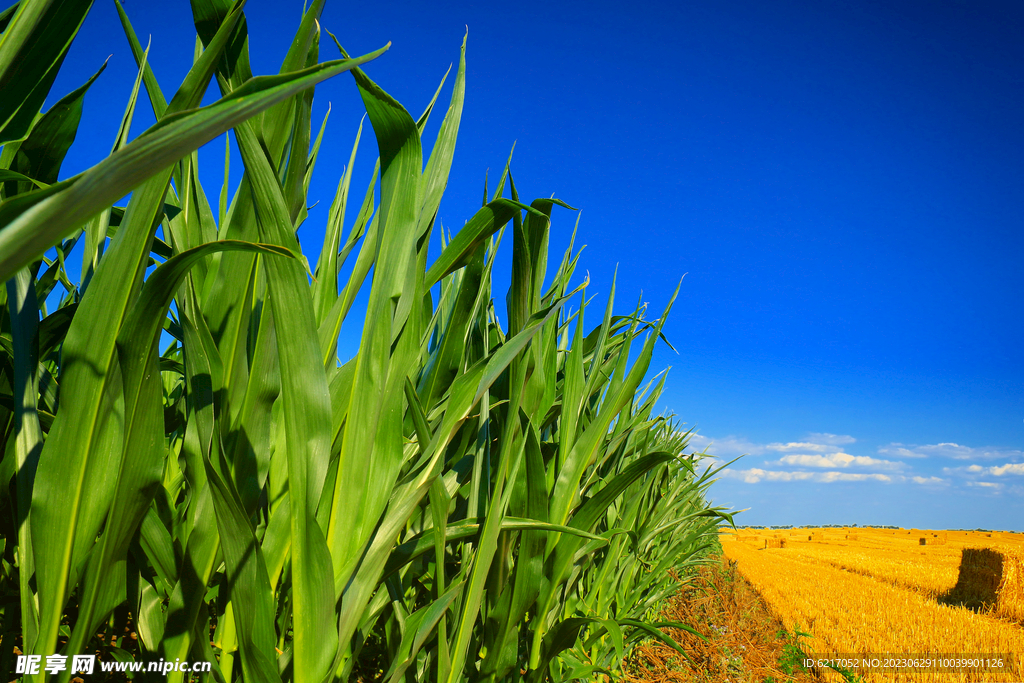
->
[943,462,1024,478]
[685,433,766,457]
[688,431,1016,494]
[721,468,945,485]
[878,442,1023,461]
[686,432,858,457]
[778,452,903,469]
[763,433,858,454]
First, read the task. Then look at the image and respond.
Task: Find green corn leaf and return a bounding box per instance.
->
[204,459,283,683]
[0,0,94,143]
[64,240,293,670]
[317,161,378,367]
[527,617,593,682]
[382,518,604,581]
[160,384,223,670]
[618,618,699,657]
[5,268,41,655]
[569,452,678,534]
[382,580,465,683]
[83,40,149,289]
[36,302,76,359]
[27,5,264,656]
[417,31,466,236]
[233,102,338,683]
[8,57,106,189]
[135,580,166,652]
[0,168,47,188]
[137,508,178,590]
[189,0,253,91]
[325,37,424,605]
[304,102,331,198]
[312,115,363,325]
[0,3,20,32]
[0,44,388,281]
[549,284,679,531]
[0,19,732,681]
[424,198,542,288]
[113,0,167,119]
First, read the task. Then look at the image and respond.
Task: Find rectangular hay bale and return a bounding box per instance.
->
[948,548,1024,624]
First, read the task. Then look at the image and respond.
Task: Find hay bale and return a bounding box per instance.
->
[919,538,928,545]
[845,534,858,541]
[947,548,1024,623]
[764,539,786,549]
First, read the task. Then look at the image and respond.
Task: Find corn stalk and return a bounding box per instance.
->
[0,2,733,681]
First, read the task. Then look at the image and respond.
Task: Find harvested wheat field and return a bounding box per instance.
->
[720,527,1024,682]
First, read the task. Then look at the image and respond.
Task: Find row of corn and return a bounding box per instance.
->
[0,1,734,681]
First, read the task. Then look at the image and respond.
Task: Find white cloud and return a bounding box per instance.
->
[695,433,1020,498]
[818,471,893,483]
[721,468,946,486]
[766,433,856,453]
[943,462,1024,478]
[721,468,893,484]
[778,452,902,469]
[879,442,1023,461]
[876,445,928,459]
[684,433,766,457]
[806,432,857,446]
[689,432,859,458]
[767,442,833,453]
[721,468,815,483]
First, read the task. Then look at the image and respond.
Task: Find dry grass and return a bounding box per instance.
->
[625,558,817,683]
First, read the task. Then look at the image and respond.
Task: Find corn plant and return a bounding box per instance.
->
[0,1,733,681]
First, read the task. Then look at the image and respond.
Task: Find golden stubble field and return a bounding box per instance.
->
[720,527,1024,683]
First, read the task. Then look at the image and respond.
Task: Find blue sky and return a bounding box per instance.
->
[39,0,1024,529]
